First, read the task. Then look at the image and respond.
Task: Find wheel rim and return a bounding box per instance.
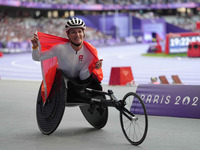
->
[80,95,108,129]
[120,92,148,145]
[38,92,59,120]
[36,72,66,135]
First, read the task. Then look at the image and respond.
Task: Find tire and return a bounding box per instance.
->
[120,92,148,145]
[36,72,66,135]
[80,95,108,129]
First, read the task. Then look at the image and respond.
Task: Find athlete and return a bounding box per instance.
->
[31,18,103,101]
[31,17,103,83]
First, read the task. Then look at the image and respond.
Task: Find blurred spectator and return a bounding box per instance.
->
[0,16,118,52]
[18,0,200,5]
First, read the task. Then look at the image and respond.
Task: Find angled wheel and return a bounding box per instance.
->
[36,71,66,135]
[120,92,148,145]
[80,95,108,129]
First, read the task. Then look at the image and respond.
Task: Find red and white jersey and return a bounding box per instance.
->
[32,42,94,80]
[33,31,103,102]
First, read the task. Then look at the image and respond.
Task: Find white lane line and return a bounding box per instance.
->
[11,60,40,69]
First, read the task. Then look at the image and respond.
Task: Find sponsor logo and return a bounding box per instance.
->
[91,98,101,102]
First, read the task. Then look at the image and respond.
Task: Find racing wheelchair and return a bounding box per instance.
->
[36,69,148,145]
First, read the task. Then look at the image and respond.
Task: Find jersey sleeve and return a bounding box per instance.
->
[32,44,59,61]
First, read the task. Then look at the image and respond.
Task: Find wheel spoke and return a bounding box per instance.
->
[120,92,148,145]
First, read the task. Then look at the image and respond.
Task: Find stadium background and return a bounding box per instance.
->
[0,0,200,85]
[0,1,200,149]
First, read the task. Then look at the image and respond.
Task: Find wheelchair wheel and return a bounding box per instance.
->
[80,95,108,129]
[36,72,66,135]
[120,92,148,145]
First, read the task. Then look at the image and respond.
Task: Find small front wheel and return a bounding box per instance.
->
[120,92,148,145]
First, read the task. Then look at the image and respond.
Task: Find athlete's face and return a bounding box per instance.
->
[67,28,84,44]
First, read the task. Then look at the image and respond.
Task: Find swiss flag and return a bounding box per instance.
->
[37,31,69,103]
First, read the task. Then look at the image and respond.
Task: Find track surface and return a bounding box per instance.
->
[0,44,200,85]
[0,80,200,150]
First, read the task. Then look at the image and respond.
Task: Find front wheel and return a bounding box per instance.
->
[120,92,148,145]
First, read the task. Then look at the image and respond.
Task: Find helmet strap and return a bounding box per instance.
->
[70,41,82,47]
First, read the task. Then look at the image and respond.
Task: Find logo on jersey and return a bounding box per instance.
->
[78,55,83,64]
[79,55,83,60]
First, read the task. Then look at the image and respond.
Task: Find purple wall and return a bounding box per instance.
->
[166,22,192,33]
[135,84,200,119]
[76,13,130,38]
[142,18,166,42]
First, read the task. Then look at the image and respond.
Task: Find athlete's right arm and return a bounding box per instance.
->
[31,33,57,61]
[31,33,39,49]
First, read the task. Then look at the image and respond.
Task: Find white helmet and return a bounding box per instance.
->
[65,17,86,32]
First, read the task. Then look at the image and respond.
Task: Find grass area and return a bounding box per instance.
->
[142,53,187,57]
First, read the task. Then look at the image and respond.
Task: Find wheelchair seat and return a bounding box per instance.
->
[59,69,103,104]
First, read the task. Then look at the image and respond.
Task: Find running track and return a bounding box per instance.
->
[0,44,200,85]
